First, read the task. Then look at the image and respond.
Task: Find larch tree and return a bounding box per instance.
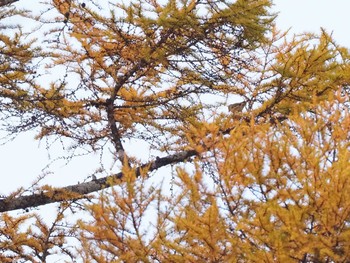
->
[0,0,350,262]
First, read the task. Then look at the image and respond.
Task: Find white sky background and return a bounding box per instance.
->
[0,0,349,211]
[274,0,349,47]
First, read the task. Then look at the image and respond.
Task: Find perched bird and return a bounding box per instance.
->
[228,101,246,114]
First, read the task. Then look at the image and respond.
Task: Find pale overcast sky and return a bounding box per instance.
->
[1,0,349,195]
[274,0,349,46]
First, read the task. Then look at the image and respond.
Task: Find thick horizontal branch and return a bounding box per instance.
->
[0,150,198,212]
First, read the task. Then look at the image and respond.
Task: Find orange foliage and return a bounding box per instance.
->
[1,0,350,262]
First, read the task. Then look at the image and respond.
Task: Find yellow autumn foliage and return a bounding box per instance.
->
[1,0,350,262]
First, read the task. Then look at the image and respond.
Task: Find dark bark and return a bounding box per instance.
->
[0,0,18,7]
[0,149,198,212]
[106,98,128,164]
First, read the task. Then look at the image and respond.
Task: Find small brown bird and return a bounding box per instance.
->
[228,101,246,114]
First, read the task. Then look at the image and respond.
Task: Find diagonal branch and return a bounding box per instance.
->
[0,150,198,212]
[106,98,128,163]
[0,108,288,213]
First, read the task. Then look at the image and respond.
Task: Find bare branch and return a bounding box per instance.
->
[106,98,128,164]
[0,150,198,212]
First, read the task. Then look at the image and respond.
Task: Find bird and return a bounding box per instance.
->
[228,101,246,114]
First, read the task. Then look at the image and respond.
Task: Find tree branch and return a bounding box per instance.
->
[0,0,18,7]
[0,150,198,212]
[106,98,128,164]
